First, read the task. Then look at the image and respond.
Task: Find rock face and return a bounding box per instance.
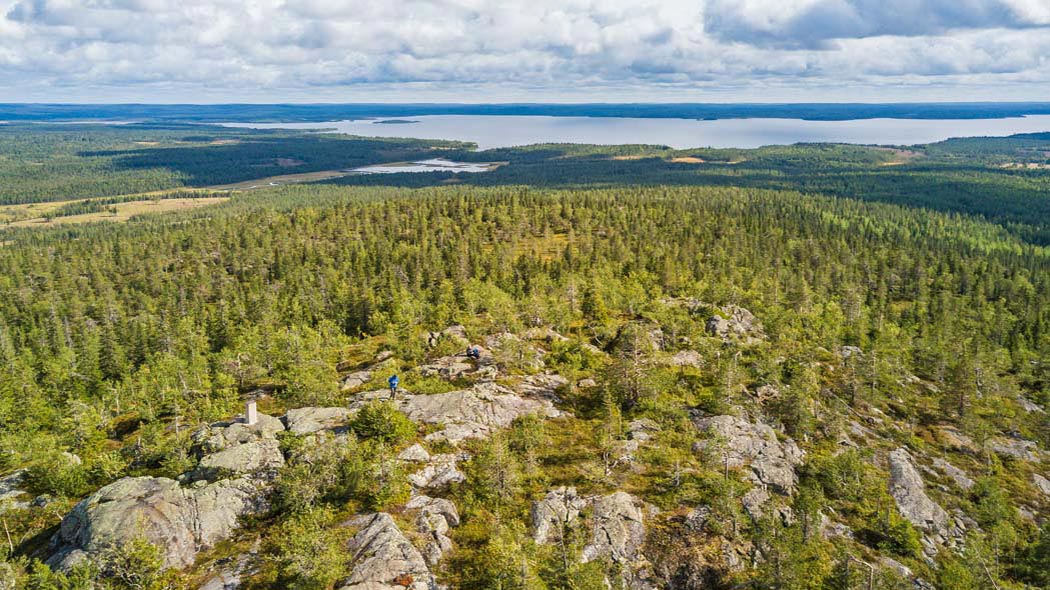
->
[888,449,948,535]
[406,495,460,566]
[532,487,588,545]
[692,415,803,494]
[353,382,562,444]
[48,476,262,570]
[581,492,651,570]
[284,407,352,435]
[339,513,432,590]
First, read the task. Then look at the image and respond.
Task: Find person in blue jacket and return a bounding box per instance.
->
[388,374,400,400]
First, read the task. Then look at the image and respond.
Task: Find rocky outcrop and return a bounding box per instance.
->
[48,476,263,570]
[513,373,569,400]
[888,449,948,535]
[194,414,285,454]
[0,469,28,511]
[667,350,703,368]
[197,439,283,478]
[692,415,803,494]
[1033,473,1050,497]
[532,489,654,584]
[191,413,285,480]
[987,437,1042,461]
[531,487,588,545]
[339,513,433,590]
[406,495,460,565]
[284,407,352,435]
[705,306,763,341]
[398,444,431,463]
[933,458,974,491]
[418,354,480,380]
[407,454,467,490]
[341,370,373,391]
[581,492,653,586]
[353,382,563,444]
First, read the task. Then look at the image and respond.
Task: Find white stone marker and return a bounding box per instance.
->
[245,400,258,426]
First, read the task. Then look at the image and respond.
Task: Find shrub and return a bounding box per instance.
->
[350,401,416,445]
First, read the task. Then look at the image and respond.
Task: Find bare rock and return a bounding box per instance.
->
[582,492,650,565]
[512,373,568,401]
[341,370,373,391]
[193,413,285,454]
[392,383,562,444]
[532,486,587,545]
[0,469,28,510]
[197,438,284,478]
[48,476,262,571]
[1018,397,1045,413]
[285,407,352,435]
[408,454,466,490]
[398,444,431,463]
[339,513,432,590]
[418,355,477,380]
[627,418,660,442]
[667,350,703,368]
[888,449,948,535]
[1033,473,1050,497]
[987,437,1042,461]
[705,306,763,341]
[577,378,598,389]
[406,495,460,566]
[932,458,974,491]
[692,415,803,494]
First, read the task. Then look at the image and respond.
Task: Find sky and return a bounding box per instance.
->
[1,0,1049,103]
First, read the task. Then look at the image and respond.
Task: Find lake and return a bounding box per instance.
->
[222,114,1050,150]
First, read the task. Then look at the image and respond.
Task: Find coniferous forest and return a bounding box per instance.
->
[0,122,1048,590]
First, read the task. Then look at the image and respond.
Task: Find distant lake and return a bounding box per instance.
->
[222,114,1050,150]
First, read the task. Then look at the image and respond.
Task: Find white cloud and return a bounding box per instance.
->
[0,0,1047,101]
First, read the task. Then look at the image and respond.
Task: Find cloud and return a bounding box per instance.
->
[0,0,1048,101]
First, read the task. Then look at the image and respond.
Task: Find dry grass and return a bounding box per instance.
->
[7,197,228,227]
[670,156,705,164]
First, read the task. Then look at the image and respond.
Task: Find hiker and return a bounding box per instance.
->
[466,345,480,360]
[388,374,400,400]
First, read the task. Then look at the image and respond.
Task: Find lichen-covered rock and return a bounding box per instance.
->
[933,458,974,491]
[338,513,432,590]
[406,495,460,566]
[692,415,803,494]
[0,469,28,511]
[581,492,649,565]
[705,306,763,341]
[418,355,478,380]
[986,437,1042,461]
[284,407,352,435]
[407,454,466,490]
[197,439,284,478]
[398,444,431,463]
[341,370,373,391]
[888,449,948,535]
[1033,473,1050,497]
[667,350,703,368]
[512,373,568,400]
[48,476,262,571]
[193,413,285,454]
[352,382,562,444]
[531,486,587,545]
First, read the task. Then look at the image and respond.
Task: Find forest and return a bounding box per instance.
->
[0,123,1048,590]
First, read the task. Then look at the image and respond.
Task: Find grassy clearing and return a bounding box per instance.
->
[7,197,228,227]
